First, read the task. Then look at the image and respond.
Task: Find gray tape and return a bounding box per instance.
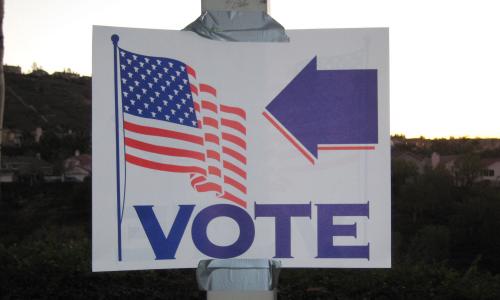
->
[183,10,289,42]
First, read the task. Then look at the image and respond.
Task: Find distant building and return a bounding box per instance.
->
[33,127,43,143]
[1,129,23,147]
[480,158,500,183]
[392,151,429,174]
[3,65,22,74]
[63,151,91,182]
[53,71,80,80]
[2,155,54,179]
[0,170,16,183]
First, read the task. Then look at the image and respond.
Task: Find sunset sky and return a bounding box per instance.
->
[4,0,500,138]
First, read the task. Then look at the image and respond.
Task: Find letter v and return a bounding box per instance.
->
[134,205,195,260]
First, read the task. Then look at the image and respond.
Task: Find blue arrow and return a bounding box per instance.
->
[265,57,378,160]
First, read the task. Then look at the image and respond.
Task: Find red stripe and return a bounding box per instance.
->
[222,147,246,165]
[208,166,221,177]
[203,116,219,129]
[205,133,220,144]
[190,84,198,95]
[220,105,246,120]
[201,100,218,113]
[196,182,222,193]
[318,146,376,151]
[221,118,246,135]
[194,102,201,112]
[124,121,203,145]
[190,175,206,187]
[126,154,206,175]
[223,160,246,179]
[207,150,221,161]
[262,111,315,165]
[199,84,217,96]
[222,132,246,150]
[125,138,205,161]
[221,192,247,208]
[224,176,246,194]
[186,65,196,78]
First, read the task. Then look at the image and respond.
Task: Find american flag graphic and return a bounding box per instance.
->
[117,48,248,208]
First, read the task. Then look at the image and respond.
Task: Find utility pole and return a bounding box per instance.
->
[0,0,5,169]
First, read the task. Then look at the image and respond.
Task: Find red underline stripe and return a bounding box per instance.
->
[222,132,246,150]
[262,111,315,165]
[199,84,217,96]
[221,118,246,135]
[221,192,247,208]
[223,160,247,179]
[224,176,247,194]
[124,121,203,145]
[126,154,206,175]
[221,105,246,120]
[222,147,246,165]
[318,146,376,151]
[124,137,205,161]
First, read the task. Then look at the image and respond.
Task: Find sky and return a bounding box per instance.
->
[4,0,500,139]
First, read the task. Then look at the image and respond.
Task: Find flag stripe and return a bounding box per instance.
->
[190,175,206,187]
[221,105,246,120]
[222,146,247,164]
[186,65,196,78]
[207,150,221,161]
[196,182,222,193]
[224,176,247,194]
[223,160,247,179]
[200,84,217,96]
[208,166,222,177]
[124,137,205,161]
[221,118,246,135]
[222,132,246,150]
[124,121,203,145]
[203,117,219,129]
[221,192,247,208]
[205,133,220,145]
[190,84,199,95]
[201,100,218,113]
[126,154,207,175]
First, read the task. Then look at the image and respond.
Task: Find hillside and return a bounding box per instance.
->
[3,72,91,133]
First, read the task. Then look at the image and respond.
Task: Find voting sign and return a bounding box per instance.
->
[92,26,390,271]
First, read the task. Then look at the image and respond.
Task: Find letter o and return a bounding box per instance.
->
[192,204,254,258]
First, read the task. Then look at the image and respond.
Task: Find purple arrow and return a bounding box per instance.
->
[265,57,378,162]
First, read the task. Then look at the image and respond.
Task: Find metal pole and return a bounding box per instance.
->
[0,0,5,169]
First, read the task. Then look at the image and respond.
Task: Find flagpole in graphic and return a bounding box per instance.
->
[111,34,123,261]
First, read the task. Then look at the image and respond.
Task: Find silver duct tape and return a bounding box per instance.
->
[202,0,268,12]
[183,10,289,42]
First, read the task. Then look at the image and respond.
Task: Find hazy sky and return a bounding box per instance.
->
[4,0,500,138]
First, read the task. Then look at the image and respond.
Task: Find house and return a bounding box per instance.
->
[1,155,54,183]
[0,170,16,183]
[4,65,22,74]
[63,151,91,182]
[392,151,429,174]
[1,128,23,147]
[480,158,500,183]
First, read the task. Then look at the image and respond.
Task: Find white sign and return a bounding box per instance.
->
[92,25,390,271]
